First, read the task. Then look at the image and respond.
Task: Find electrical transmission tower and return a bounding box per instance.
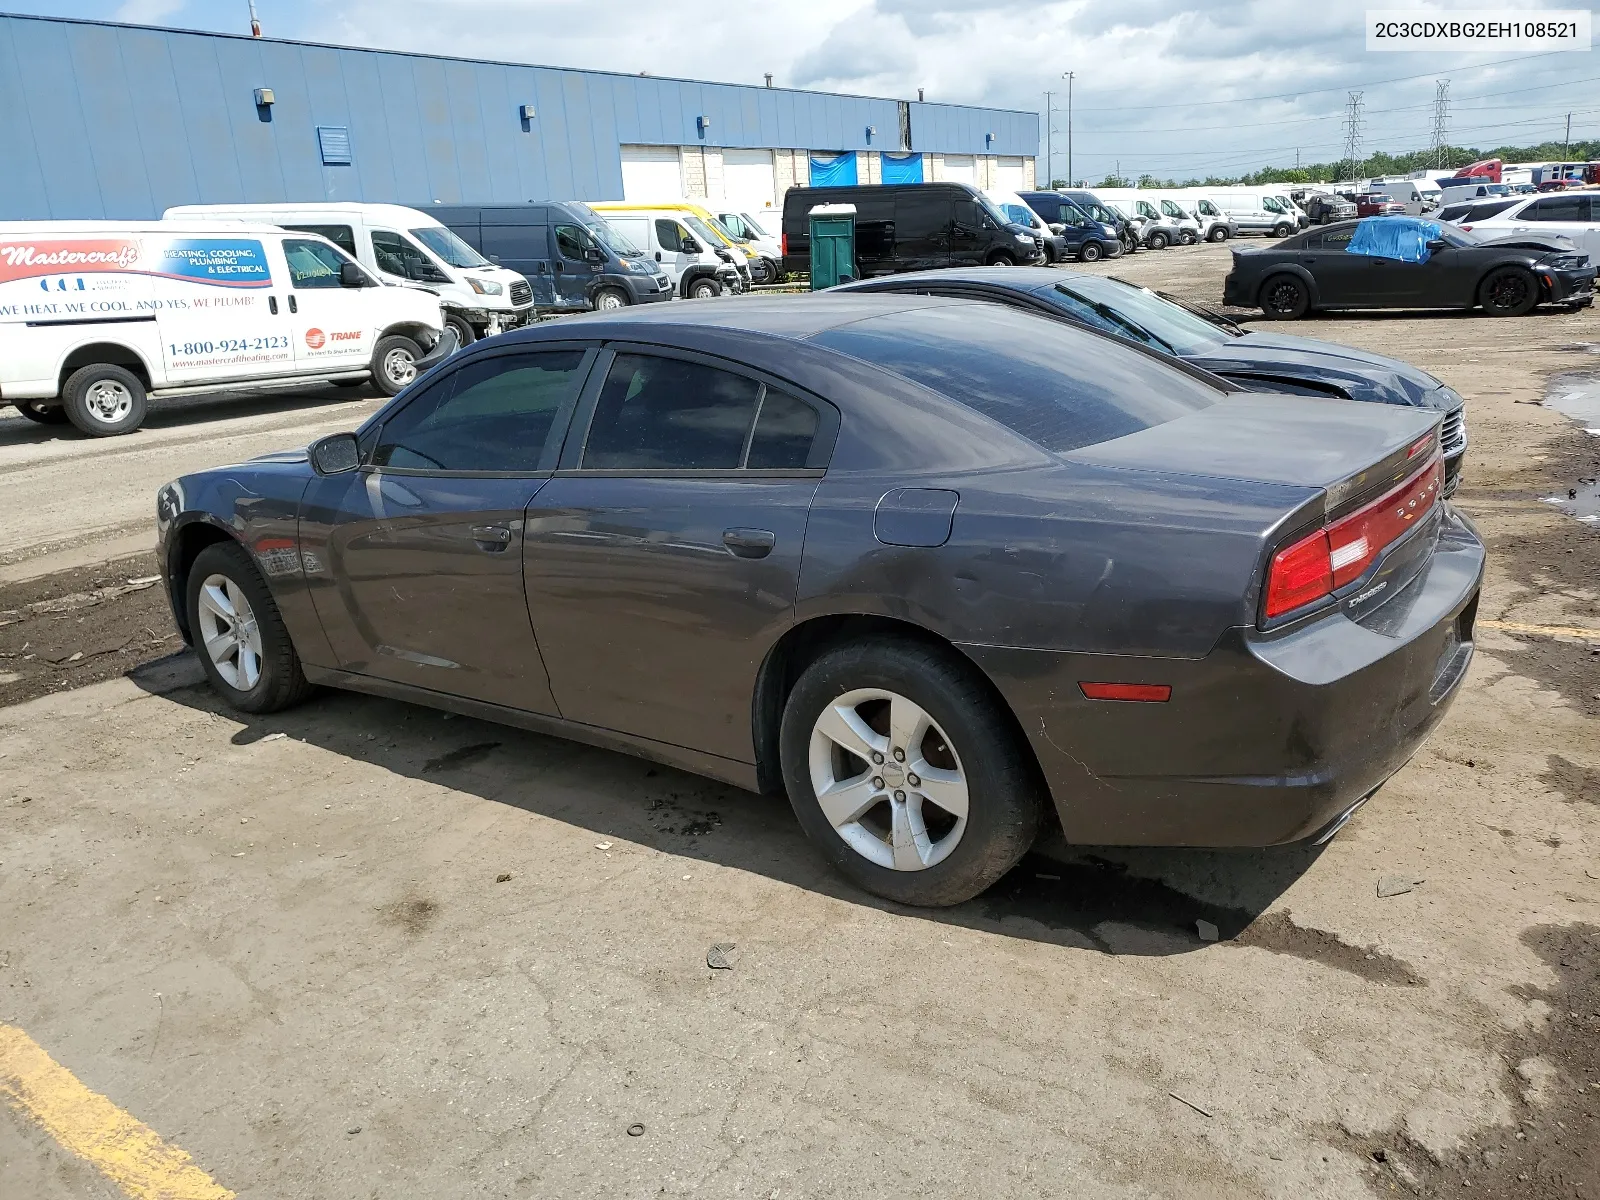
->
[1341,91,1365,182]
[1430,80,1451,170]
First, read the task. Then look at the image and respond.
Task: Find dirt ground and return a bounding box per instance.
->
[1,243,1596,1199]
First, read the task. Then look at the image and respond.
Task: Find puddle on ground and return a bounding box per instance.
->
[1543,371,1600,435]
[1542,482,1600,524]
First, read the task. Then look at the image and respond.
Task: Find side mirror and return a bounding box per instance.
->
[584,246,606,264]
[310,431,361,475]
[1426,239,1448,252]
[340,261,368,288]
[1048,222,1066,234]
[681,237,701,253]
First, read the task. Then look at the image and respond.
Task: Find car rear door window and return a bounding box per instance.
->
[373,351,586,472]
[746,388,820,469]
[583,354,762,469]
[813,305,1219,454]
[1523,196,1588,221]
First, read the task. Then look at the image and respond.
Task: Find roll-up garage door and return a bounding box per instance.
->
[722,149,775,210]
[942,154,976,185]
[996,157,1026,190]
[621,146,684,201]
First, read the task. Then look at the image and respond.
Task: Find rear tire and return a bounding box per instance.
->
[1078,241,1103,263]
[779,638,1044,907]
[62,363,147,437]
[1259,274,1311,320]
[1478,266,1539,317]
[185,541,314,715]
[371,334,422,397]
[13,400,70,425]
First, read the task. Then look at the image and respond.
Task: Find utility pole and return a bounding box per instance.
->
[247,0,261,36]
[1341,91,1365,183]
[1430,80,1451,170]
[1043,91,1052,189]
[1564,112,1572,162]
[1063,71,1075,187]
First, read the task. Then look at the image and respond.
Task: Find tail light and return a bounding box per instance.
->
[781,232,788,257]
[1264,453,1444,620]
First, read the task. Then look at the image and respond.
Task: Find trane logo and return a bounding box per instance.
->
[329,330,361,341]
[304,328,325,349]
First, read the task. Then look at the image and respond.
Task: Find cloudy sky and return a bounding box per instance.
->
[13,0,1598,180]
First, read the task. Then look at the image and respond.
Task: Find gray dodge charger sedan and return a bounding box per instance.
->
[156,296,1483,906]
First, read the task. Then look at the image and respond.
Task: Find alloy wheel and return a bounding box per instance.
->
[1489,274,1529,310]
[83,379,133,426]
[1267,280,1301,313]
[808,687,969,872]
[196,573,263,691]
[383,347,417,389]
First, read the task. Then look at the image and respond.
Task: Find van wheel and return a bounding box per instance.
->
[13,400,70,425]
[1259,274,1310,320]
[1078,241,1103,263]
[593,287,629,311]
[1479,266,1539,317]
[371,335,422,396]
[1271,223,1294,239]
[62,364,147,437]
[1146,231,1169,250]
[750,258,777,284]
[1207,226,1228,242]
[1179,230,1198,245]
[444,314,477,347]
[987,252,1016,266]
[688,277,722,300]
[779,638,1044,907]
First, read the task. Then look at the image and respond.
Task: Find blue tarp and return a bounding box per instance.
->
[880,152,924,184]
[808,152,859,187]
[1347,216,1444,263]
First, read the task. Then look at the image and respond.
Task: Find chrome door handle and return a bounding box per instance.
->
[471,524,512,551]
[722,527,775,558]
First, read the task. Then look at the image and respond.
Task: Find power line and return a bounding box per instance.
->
[1069,50,1563,112]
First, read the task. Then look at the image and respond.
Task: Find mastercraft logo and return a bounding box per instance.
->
[304,328,325,349]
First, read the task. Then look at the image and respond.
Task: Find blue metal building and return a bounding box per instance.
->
[0,12,1039,221]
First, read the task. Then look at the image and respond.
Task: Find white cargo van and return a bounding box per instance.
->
[164,203,532,347]
[587,208,739,298]
[0,221,448,436]
[707,207,783,282]
[1374,180,1443,214]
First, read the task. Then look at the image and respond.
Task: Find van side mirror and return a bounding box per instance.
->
[681,236,701,253]
[584,246,605,264]
[310,431,361,475]
[339,261,369,288]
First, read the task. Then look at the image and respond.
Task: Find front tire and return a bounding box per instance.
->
[751,257,779,284]
[444,314,477,348]
[1207,226,1228,242]
[1179,230,1198,245]
[987,252,1016,266]
[593,287,630,311]
[687,276,722,300]
[1479,266,1539,317]
[1078,241,1103,263]
[185,541,314,714]
[1259,274,1311,320]
[1146,231,1169,250]
[371,334,422,396]
[13,400,70,425]
[1271,223,1294,239]
[62,363,147,437]
[779,639,1044,907]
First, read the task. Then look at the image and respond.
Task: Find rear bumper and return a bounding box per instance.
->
[962,506,1485,847]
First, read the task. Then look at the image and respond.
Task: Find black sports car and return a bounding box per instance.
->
[1224,219,1595,318]
[835,267,1469,495]
[156,297,1482,907]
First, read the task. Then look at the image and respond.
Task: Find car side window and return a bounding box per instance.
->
[372,351,586,472]
[747,389,820,469]
[1525,196,1587,221]
[371,230,450,283]
[282,238,350,289]
[583,354,764,470]
[655,220,685,253]
[1323,228,1355,250]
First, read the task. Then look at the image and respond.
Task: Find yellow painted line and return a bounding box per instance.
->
[0,1023,235,1200]
[1479,618,1600,640]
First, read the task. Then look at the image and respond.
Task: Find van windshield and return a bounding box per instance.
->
[683,214,726,246]
[1159,200,1185,217]
[976,195,1012,227]
[575,212,641,255]
[742,212,773,238]
[410,226,489,268]
[998,202,1040,228]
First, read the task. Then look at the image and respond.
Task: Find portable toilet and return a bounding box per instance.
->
[808,203,857,290]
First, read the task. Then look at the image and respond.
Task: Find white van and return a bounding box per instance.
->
[1190,191,1292,237]
[0,221,447,436]
[163,203,531,347]
[1163,194,1237,242]
[1375,180,1443,214]
[1096,192,1183,248]
[707,207,783,282]
[589,209,740,298]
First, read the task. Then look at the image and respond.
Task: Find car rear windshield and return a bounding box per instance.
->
[812,305,1221,454]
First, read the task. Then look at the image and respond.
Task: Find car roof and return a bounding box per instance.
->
[839,266,1068,294]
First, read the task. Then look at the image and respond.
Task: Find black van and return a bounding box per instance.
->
[780,183,1045,277]
[425,201,674,312]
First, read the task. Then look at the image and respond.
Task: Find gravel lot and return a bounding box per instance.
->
[1,244,1596,1199]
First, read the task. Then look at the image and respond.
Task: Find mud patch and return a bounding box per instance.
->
[1544,755,1600,806]
[1234,910,1424,987]
[644,791,724,840]
[0,552,179,708]
[382,897,439,935]
[422,741,501,773]
[1369,923,1599,1200]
